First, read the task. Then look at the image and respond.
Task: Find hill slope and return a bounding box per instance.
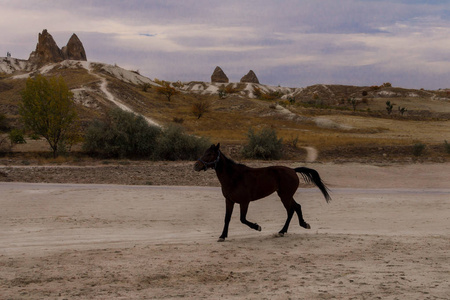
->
[1,57,449,161]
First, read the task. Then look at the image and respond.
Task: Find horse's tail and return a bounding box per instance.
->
[295,167,331,203]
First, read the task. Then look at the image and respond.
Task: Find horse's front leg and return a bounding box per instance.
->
[240,201,262,232]
[218,198,234,242]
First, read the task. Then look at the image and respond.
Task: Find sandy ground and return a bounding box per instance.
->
[0,163,449,299]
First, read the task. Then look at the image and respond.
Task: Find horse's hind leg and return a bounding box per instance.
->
[278,203,295,236]
[294,201,311,229]
[239,202,262,232]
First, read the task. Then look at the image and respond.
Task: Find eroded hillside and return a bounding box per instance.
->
[1,57,449,161]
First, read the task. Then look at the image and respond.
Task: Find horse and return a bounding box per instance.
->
[194,143,331,242]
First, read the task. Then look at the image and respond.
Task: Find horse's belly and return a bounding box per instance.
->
[222,186,276,203]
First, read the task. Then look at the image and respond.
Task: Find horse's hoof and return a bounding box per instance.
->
[301,222,311,229]
[277,232,285,237]
[256,225,262,231]
[217,238,225,242]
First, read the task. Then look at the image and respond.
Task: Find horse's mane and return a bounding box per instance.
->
[221,152,247,168]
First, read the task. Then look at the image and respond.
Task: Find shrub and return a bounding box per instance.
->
[83,108,161,158]
[224,84,239,94]
[83,109,211,160]
[287,134,300,149]
[29,133,41,140]
[0,135,10,152]
[141,83,151,92]
[0,113,8,132]
[9,129,26,145]
[444,140,450,154]
[192,99,211,119]
[218,89,227,99]
[398,106,407,115]
[412,143,426,157]
[253,86,282,100]
[386,101,395,115]
[242,127,283,160]
[347,98,359,112]
[155,82,180,101]
[154,124,210,161]
[172,117,184,124]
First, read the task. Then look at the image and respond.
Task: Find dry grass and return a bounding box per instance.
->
[83,81,450,153]
[2,67,449,161]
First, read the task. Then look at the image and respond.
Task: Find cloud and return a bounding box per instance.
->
[1,0,450,89]
[139,33,157,37]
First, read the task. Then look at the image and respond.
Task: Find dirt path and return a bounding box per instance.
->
[1,163,449,299]
[83,62,160,127]
[303,146,318,162]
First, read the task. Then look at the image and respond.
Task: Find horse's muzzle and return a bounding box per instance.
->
[193,161,206,172]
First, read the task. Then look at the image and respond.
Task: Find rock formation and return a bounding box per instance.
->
[240,70,259,84]
[28,29,87,65]
[28,29,64,64]
[61,34,87,61]
[211,66,229,83]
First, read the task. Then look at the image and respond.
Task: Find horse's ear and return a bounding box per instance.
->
[215,143,221,150]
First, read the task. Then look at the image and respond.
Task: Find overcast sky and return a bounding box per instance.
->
[1,0,450,89]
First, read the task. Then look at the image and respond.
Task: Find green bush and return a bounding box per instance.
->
[0,113,8,132]
[412,143,426,157]
[154,124,210,161]
[83,109,210,160]
[444,140,450,154]
[9,129,26,144]
[83,108,161,158]
[242,127,283,160]
[386,101,395,115]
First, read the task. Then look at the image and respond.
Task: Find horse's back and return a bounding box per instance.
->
[221,164,299,202]
[252,166,299,199]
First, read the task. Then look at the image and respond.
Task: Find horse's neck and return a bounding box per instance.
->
[215,154,238,184]
[216,153,234,179]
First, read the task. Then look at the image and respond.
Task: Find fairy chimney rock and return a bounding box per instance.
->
[29,29,63,64]
[240,70,259,84]
[211,66,229,83]
[62,33,87,61]
[28,29,87,65]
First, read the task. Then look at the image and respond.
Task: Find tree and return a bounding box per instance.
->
[19,75,80,157]
[398,106,407,116]
[192,99,211,119]
[385,101,395,115]
[347,98,360,112]
[155,81,180,101]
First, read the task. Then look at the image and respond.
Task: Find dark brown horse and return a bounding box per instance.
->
[194,143,331,242]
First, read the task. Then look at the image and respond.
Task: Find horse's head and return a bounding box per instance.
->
[194,143,221,171]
